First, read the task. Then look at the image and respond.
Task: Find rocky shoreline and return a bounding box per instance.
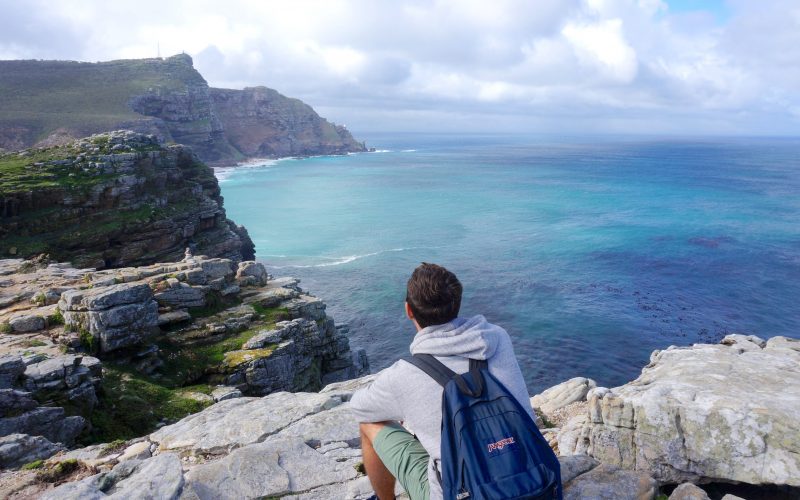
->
[1,287,797,500]
[0,253,368,490]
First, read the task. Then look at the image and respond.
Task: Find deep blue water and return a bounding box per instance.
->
[218,134,800,393]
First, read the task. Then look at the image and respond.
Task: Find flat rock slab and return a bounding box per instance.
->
[531,377,597,415]
[150,391,343,455]
[182,436,359,499]
[41,452,184,500]
[563,463,657,500]
[559,336,800,486]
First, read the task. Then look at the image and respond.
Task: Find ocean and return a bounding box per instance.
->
[218,133,800,393]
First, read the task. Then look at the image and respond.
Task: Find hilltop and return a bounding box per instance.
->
[0,54,366,165]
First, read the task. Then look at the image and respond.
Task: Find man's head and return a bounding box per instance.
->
[405,262,463,329]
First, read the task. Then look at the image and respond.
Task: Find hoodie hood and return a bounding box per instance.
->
[409,315,500,360]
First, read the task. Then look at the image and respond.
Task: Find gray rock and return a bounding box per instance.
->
[158,309,192,326]
[558,454,599,483]
[0,355,25,388]
[236,261,268,287]
[669,483,711,500]
[0,406,85,446]
[531,377,597,415]
[720,333,766,350]
[183,436,358,499]
[720,495,746,500]
[211,386,242,402]
[9,313,45,332]
[0,433,65,468]
[154,283,206,308]
[558,337,800,486]
[150,391,342,455]
[60,283,159,352]
[0,389,38,417]
[60,282,153,311]
[41,452,184,500]
[563,463,657,500]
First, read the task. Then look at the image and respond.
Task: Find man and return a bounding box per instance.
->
[350,263,535,500]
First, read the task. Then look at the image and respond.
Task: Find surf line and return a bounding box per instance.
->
[268,247,432,269]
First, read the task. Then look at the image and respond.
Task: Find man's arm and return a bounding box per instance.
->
[350,362,406,423]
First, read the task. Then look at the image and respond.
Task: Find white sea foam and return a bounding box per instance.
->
[214,158,282,182]
[269,247,413,269]
[401,149,417,152]
[371,149,392,153]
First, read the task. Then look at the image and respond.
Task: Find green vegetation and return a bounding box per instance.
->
[534,408,555,429]
[20,338,47,348]
[0,321,11,333]
[47,309,64,326]
[0,56,204,145]
[87,364,212,444]
[251,304,290,323]
[21,459,44,470]
[85,306,289,443]
[78,329,98,354]
[98,439,128,457]
[36,458,83,483]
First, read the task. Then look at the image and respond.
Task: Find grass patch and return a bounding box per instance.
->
[86,364,213,444]
[47,310,64,326]
[21,459,44,470]
[222,345,278,369]
[534,408,556,429]
[0,322,11,333]
[251,304,290,323]
[20,338,47,348]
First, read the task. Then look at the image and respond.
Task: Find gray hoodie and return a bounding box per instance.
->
[349,315,533,499]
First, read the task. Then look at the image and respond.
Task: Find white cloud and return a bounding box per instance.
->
[0,0,798,134]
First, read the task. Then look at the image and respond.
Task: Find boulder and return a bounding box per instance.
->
[531,377,596,416]
[41,452,184,500]
[563,463,657,500]
[0,355,26,388]
[153,282,206,308]
[0,433,65,468]
[0,406,85,446]
[235,261,268,287]
[211,386,242,402]
[8,312,45,332]
[669,483,711,500]
[558,337,800,486]
[59,283,159,352]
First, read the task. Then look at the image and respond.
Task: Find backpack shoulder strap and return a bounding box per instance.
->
[404,354,487,397]
[403,353,455,388]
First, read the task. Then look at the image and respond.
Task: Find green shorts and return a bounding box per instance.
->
[373,423,431,500]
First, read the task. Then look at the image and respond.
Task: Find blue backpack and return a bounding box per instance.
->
[405,354,562,500]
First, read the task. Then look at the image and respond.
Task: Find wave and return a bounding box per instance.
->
[214,159,282,182]
[268,247,416,269]
[371,149,392,153]
[401,149,417,152]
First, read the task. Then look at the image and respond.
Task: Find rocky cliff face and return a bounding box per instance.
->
[0,54,366,165]
[0,254,368,473]
[210,87,365,158]
[0,130,253,267]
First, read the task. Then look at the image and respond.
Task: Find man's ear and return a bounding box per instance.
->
[405,301,414,320]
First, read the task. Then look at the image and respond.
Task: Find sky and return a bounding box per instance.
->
[1,0,798,136]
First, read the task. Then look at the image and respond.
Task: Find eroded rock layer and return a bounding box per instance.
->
[0,131,254,266]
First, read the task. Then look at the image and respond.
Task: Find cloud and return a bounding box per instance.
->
[0,0,798,135]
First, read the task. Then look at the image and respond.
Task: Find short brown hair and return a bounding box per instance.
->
[406,263,462,328]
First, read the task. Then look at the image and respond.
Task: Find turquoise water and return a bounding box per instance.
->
[219,134,800,392]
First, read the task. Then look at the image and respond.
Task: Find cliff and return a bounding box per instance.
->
[0,255,368,462]
[0,54,365,165]
[0,130,253,267]
[1,324,796,498]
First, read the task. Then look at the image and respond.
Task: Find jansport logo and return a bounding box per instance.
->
[487,436,516,454]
